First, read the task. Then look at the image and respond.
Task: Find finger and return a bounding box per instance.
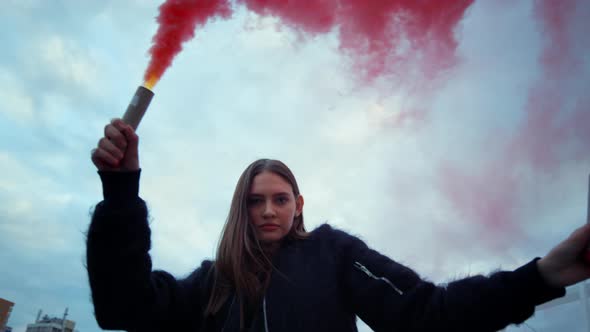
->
[92,155,115,171]
[91,147,119,169]
[120,124,139,151]
[111,118,128,132]
[104,124,128,150]
[111,117,125,127]
[94,138,121,166]
[566,223,590,248]
[92,146,119,167]
[572,223,590,239]
[98,137,125,160]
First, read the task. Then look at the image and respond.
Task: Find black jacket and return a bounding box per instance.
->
[87,170,565,332]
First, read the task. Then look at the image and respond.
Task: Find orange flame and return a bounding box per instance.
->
[144,74,159,90]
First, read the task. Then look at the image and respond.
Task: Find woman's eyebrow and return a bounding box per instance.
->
[248,192,290,197]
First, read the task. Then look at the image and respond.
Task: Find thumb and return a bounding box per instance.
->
[122,124,139,155]
[568,223,590,250]
[565,224,590,252]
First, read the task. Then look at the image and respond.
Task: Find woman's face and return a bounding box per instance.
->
[247,171,304,243]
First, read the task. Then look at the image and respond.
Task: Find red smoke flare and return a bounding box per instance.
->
[143,0,474,88]
[143,0,232,89]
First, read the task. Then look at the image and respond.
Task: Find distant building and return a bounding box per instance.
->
[0,298,14,332]
[25,308,76,332]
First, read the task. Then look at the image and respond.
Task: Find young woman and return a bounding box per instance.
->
[88,119,590,332]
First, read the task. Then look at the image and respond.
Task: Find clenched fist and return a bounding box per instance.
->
[91,118,139,171]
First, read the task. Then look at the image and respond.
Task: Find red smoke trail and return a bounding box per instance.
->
[240,0,474,83]
[143,0,474,89]
[435,0,590,250]
[508,0,589,171]
[143,0,232,89]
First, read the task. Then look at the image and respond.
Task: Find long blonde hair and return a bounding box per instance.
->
[205,159,308,319]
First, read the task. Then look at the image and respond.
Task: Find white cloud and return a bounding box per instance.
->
[38,35,101,94]
[239,13,294,50]
[0,152,77,255]
[0,153,32,192]
[5,0,42,10]
[0,68,34,124]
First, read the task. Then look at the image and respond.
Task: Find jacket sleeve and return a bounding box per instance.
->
[333,226,566,332]
[86,170,209,331]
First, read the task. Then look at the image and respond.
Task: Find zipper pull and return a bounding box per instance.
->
[353,261,404,295]
[354,261,377,279]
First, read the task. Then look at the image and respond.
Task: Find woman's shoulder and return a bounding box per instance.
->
[181,259,215,287]
[308,223,368,249]
[308,223,339,240]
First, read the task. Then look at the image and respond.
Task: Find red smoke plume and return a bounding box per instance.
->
[240,0,474,82]
[510,0,589,170]
[143,0,474,88]
[143,0,232,89]
[435,0,590,250]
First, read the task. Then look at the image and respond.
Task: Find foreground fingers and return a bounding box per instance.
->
[104,124,127,149]
[92,118,139,171]
[99,137,124,160]
[91,146,119,169]
[569,223,590,247]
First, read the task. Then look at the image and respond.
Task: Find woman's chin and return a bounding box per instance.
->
[258,234,284,244]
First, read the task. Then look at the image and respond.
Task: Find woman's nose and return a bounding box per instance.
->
[262,202,276,217]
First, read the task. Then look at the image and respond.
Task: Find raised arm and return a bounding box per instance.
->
[333,227,567,332]
[86,119,208,331]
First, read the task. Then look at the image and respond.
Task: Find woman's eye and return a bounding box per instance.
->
[277,197,288,204]
[248,198,262,205]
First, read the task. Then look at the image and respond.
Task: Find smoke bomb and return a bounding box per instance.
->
[122,86,154,130]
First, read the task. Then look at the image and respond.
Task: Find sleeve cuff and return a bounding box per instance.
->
[98,169,141,204]
[513,257,566,306]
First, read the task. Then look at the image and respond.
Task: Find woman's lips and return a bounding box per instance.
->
[260,224,280,231]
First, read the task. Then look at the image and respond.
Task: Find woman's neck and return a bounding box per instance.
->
[260,240,282,258]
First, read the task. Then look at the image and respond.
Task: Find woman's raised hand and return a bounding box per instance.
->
[537,223,590,288]
[91,118,139,171]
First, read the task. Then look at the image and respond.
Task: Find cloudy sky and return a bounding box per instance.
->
[1,0,589,331]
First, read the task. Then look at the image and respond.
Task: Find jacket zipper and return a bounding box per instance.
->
[220,294,236,332]
[263,296,270,332]
[221,295,269,332]
[353,261,404,295]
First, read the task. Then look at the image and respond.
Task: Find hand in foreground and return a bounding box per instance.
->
[537,223,590,288]
[91,118,139,171]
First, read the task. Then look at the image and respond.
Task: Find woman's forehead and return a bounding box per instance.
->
[250,171,292,194]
